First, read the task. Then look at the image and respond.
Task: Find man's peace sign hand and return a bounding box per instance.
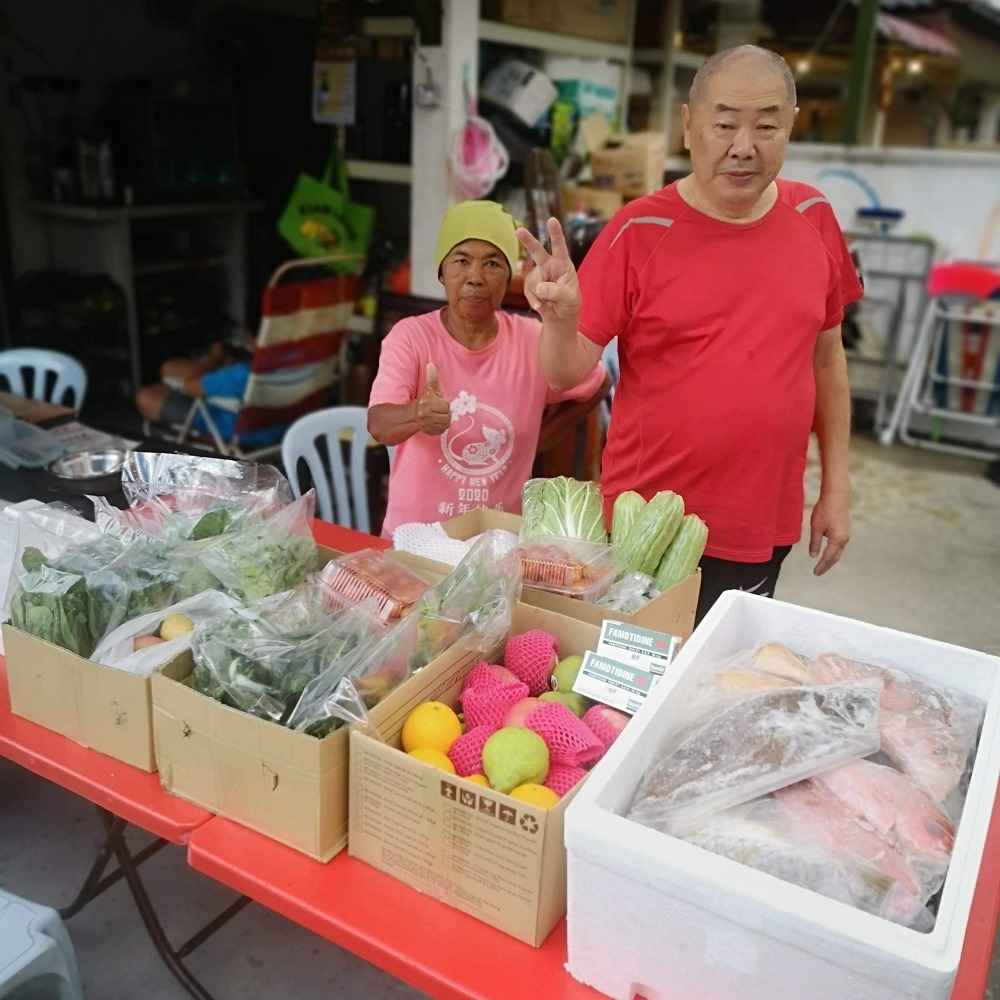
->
[516,217,582,326]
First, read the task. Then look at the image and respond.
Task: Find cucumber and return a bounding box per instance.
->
[618,491,684,576]
[611,491,646,549]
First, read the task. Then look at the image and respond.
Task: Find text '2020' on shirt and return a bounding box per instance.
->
[369,308,605,538]
[578,179,863,563]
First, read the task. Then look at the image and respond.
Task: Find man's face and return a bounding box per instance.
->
[681,62,796,215]
[440,239,509,322]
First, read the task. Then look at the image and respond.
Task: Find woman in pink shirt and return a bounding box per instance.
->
[368,200,607,538]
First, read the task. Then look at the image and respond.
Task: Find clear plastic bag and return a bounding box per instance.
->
[595,572,660,614]
[626,679,883,836]
[197,491,319,604]
[683,794,937,931]
[189,582,378,734]
[286,530,522,736]
[91,590,243,677]
[92,453,292,545]
[6,505,126,656]
[808,651,985,820]
[318,550,430,622]
[517,537,618,599]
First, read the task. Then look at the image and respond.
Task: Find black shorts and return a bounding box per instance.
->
[695,545,792,626]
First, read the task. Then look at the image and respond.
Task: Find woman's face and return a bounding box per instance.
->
[440,239,509,323]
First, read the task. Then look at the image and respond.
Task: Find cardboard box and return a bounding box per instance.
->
[483,0,634,43]
[3,623,187,771]
[151,547,447,859]
[562,182,625,220]
[4,543,443,776]
[349,604,601,946]
[565,591,1000,1000]
[590,132,667,197]
[439,509,701,639]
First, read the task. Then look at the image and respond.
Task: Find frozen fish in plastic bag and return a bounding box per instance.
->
[626,680,882,835]
[808,651,985,819]
[683,792,936,931]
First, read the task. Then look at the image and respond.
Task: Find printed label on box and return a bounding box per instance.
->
[597,620,681,675]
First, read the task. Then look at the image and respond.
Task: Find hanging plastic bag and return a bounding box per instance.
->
[197,491,319,604]
[91,590,243,677]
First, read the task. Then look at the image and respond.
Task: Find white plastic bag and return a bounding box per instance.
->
[91,590,243,677]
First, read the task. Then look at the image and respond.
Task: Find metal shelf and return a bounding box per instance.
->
[345,160,413,185]
[478,19,630,61]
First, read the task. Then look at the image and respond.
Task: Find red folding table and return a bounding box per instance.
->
[2,519,997,1000]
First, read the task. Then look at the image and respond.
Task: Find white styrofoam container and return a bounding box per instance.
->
[564,591,1000,1000]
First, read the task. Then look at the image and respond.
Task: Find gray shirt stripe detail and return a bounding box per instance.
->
[609,215,674,248]
[795,196,828,213]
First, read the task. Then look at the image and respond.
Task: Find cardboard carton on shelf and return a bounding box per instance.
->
[349,603,601,946]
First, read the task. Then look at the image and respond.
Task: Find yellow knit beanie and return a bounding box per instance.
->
[434,200,520,275]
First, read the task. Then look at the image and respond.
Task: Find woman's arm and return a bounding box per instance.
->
[369,364,451,445]
[537,373,612,453]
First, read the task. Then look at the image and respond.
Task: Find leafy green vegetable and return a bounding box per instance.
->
[611,491,646,549]
[189,507,234,541]
[520,477,607,543]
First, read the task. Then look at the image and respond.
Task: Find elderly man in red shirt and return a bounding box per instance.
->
[517,44,862,623]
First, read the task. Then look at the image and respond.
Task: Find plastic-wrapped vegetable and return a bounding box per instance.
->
[6,505,181,657]
[190,583,378,735]
[287,531,523,735]
[594,572,660,614]
[616,490,684,576]
[198,491,319,604]
[520,477,606,543]
[654,514,708,590]
[610,491,646,549]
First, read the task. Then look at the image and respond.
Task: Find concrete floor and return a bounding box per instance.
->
[1,433,997,999]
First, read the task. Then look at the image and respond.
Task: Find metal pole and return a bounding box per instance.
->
[842,0,879,144]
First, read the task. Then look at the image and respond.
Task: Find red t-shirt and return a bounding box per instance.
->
[578,179,863,563]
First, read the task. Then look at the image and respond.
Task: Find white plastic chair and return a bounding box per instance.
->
[282,406,375,533]
[0,888,83,1000]
[0,349,87,410]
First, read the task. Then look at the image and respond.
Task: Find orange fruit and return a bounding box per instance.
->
[407,748,455,773]
[465,774,489,787]
[509,783,559,810]
[401,701,462,754]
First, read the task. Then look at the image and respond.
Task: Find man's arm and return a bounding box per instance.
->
[517,218,603,390]
[811,325,852,576]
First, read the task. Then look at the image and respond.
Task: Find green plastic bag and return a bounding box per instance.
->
[277,146,373,274]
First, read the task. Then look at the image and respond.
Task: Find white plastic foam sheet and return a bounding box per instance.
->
[564,592,1000,1000]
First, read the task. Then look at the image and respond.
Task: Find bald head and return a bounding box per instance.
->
[689,45,796,109]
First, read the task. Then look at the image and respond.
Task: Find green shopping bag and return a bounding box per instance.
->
[278,147,374,274]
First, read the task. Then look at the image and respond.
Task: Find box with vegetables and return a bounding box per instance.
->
[422,477,706,635]
[153,528,521,859]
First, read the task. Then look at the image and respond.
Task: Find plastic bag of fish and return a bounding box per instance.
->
[626,642,985,931]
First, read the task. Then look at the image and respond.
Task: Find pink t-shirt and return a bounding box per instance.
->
[369,309,605,537]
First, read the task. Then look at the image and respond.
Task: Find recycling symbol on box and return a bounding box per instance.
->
[519,814,539,835]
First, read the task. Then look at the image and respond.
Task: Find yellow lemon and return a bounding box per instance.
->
[401,701,462,754]
[465,774,489,787]
[407,748,455,773]
[509,783,560,810]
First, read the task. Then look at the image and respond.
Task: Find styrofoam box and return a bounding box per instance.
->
[564,591,1000,1000]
